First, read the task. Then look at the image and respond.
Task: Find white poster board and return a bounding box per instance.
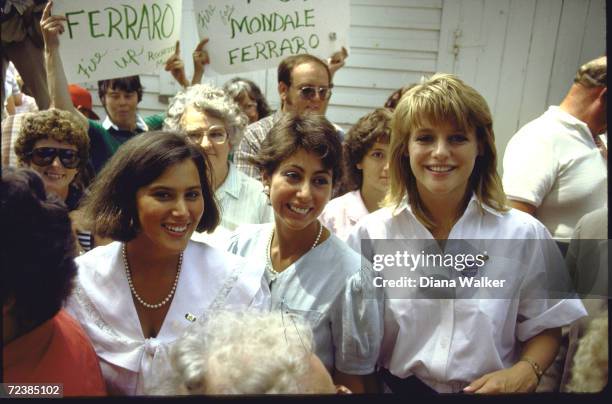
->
[193,0,349,75]
[53,0,182,83]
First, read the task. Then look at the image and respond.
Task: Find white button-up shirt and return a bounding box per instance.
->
[346,195,586,393]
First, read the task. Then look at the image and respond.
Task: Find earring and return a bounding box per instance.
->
[262,185,270,197]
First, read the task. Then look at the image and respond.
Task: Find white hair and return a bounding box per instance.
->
[566,315,608,392]
[165,310,318,395]
[163,84,248,150]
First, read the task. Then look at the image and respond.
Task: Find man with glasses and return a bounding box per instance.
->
[235,51,347,180]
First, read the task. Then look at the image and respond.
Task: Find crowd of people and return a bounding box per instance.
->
[1,0,608,397]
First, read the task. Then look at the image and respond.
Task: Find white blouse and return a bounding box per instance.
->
[319,190,370,241]
[346,195,587,392]
[65,241,270,395]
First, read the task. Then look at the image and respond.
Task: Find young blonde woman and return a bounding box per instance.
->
[347,74,586,394]
[228,114,383,393]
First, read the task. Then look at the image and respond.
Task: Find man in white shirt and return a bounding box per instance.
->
[502,56,607,242]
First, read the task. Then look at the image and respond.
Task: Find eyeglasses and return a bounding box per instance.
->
[186,126,228,145]
[297,85,333,101]
[28,147,80,168]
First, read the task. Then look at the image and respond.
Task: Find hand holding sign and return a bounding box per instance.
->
[164,41,189,88]
[40,1,67,51]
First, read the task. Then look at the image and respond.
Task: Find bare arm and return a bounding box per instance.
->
[464,328,561,394]
[164,41,189,88]
[508,200,537,215]
[41,1,89,129]
[191,38,209,85]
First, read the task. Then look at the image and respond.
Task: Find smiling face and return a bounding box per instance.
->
[357,141,390,197]
[279,61,331,115]
[408,120,480,206]
[133,159,204,256]
[28,138,78,201]
[264,149,333,233]
[103,88,138,130]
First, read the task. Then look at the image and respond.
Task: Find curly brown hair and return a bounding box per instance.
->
[14,108,90,174]
[342,108,392,192]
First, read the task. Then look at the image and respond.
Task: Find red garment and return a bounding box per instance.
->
[3,309,107,396]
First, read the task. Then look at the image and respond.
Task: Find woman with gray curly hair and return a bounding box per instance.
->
[164,84,272,233]
[157,310,340,395]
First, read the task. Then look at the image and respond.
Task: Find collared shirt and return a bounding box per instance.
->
[234,111,282,179]
[346,195,587,393]
[502,106,607,240]
[319,190,370,241]
[88,113,164,173]
[214,163,273,231]
[228,223,383,375]
[65,241,270,395]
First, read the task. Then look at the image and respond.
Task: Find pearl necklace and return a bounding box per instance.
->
[122,243,183,309]
[266,221,323,276]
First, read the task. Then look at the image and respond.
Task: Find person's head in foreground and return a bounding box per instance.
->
[387,73,507,228]
[79,131,219,249]
[164,84,247,189]
[250,113,343,231]
[2,167,77,343]
[223,77,272,123]
[167,310,338,394]
[14,108,90,204]
[342,108,392,210]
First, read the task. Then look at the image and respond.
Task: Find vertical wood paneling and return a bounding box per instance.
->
[517,0,563,128]
[546,0,590,105]
[493,0,537,162]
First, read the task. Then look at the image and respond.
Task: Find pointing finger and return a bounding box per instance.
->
[195,38,209,52]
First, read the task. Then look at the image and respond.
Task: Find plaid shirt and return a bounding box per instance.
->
[1,112,26,167]
[233,110,282,180]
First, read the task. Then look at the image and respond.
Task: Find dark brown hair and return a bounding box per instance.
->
[343,108,392,191]
[249,114,342,187]
[80,131,220,241]
[1,168,77,330]
[98,75,143,103]
[277,54,331,87]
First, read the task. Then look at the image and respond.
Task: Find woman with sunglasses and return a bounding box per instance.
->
[164,84,272,237]
[65,131,270,395]
[347,74,586,394]
[228,113,383,393]
[14,108,94,252]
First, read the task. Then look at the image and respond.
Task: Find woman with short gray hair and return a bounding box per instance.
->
[164,84,273,233]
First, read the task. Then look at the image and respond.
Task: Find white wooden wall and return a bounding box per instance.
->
[87,0,606,165]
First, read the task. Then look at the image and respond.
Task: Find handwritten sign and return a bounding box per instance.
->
[53,0,182,83]
[193,0,349,74]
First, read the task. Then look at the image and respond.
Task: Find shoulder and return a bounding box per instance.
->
[228,223,270,256]
[493,208,552,238]
[75,242,120,272]
[244,115,275,140]
[185,239,247,268]
[317,234,363,273]
[236,168,265,192]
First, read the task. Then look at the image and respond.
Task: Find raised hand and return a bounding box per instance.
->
[191,38,209,85]
[41,1,67,50]
[164,41,189,88]
[328,46,348,77]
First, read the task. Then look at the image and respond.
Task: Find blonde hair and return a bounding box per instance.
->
[384,73,508,228]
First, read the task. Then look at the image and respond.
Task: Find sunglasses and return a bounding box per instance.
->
[297,85,333,101]
[187,126,228,145]
[28,147,80,169]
